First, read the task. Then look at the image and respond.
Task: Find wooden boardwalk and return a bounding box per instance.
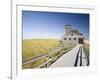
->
[49,44,87,67]
[23,44,88,68]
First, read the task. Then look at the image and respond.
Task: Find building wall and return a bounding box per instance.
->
[61,32,83,46]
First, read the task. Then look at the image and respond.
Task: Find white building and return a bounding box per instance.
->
[61,24,84,46]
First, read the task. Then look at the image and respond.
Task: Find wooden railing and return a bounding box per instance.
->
[22,45,75,68]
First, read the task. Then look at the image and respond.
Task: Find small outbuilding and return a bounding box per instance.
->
[61,24,84,46]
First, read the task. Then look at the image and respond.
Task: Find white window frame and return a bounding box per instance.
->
[11,1,97,80]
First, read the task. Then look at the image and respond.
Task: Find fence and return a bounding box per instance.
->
[22,45,75,68]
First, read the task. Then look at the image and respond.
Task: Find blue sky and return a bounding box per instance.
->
[22,11,89,39]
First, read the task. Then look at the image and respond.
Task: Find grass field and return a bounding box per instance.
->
[22,39,61,69]
[83,40,89,66]
[83,40,89,55]
[22,39,75,69]
[22,39,61,62]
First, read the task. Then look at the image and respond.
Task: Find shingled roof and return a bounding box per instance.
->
[69,29,83,35]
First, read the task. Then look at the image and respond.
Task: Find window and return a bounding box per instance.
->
[71,34,74,36]
[64,38,66,40]
[69,38,71,40]
[74,38,76,40]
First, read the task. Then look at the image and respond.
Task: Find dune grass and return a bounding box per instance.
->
[83,42,89,56]
[83,41,89,66]
[22,39,61,69]
[22,39,76,69]
[22,39,61,62]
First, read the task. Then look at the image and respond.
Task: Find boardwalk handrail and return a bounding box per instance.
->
[22,44,75,68]
[37,49,70,68]
[74,46,81,66]
[22,45,64,65]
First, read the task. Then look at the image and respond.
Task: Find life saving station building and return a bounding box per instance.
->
[61,24,84,46]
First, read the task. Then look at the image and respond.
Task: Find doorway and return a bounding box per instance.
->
[79,38,83,44]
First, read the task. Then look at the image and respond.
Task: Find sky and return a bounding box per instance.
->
[22,11,89,39]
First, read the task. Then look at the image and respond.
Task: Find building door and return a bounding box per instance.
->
[79,38,83,44]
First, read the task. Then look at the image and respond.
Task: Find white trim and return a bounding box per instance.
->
[12,2,97,80]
